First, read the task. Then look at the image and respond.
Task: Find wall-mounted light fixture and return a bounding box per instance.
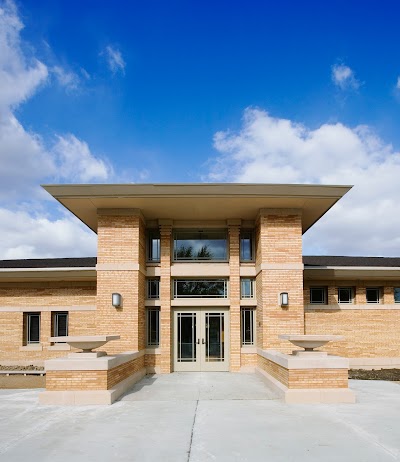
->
[280,292,289,307]
[112,293,122,308]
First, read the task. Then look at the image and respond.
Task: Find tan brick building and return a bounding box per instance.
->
[1,183,399,372]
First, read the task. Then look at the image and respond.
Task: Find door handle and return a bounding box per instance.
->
[197,339,200,344]
[202,338,205,344]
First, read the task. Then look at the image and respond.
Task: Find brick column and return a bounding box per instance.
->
[257,209,304,353]
[159,221,172,373]
[96,209,146,354]
[228,220,241,371]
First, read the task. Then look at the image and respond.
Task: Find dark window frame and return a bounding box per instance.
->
[338,287,353,304]
[394,287,400,303]
[309,287,327,305]
[240,230,255,262]
[146,308,160,347]
[366,287,380,304]
[52,312,68,342]
[241,308,255,346]
[147,278,160,299]
[147,229,161,262]
[173,229,228,262]
[173,279,228,298]
[25,312,40,344]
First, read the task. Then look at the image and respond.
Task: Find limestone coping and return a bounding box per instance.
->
[45,350,143,371]
[258,349,350,369]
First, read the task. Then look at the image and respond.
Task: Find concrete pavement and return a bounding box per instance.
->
[0,373,399,461]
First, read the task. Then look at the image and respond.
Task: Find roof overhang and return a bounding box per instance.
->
[304,267,400,281]
[0,267,96,282]
[42,183,352,234]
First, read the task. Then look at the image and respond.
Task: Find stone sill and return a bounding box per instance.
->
[19,344,43,351]
[241,346,257,354]
[48,344,71,351]
[305,304,400,311]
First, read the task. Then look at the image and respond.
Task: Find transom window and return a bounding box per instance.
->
[338,288,353,304]
[173,230,227,261]
[147,278,160,299]
[146,309,160,347]
[147,229,160,262]
[310,287,327,304]
[241,278,255,299]
[395,288,400,303]
[366,288,380,304]
[240,231,254,262]
[241,308,255,346]
[174,279,228,298]
[25,313,40,344]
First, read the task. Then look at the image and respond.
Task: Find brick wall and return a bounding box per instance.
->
[229,224,241,371]
[46,355,145,391]
[257,210,304,353]
[0,282,96,362]
[96,211,146,354]
[304,279,400,357]
[258,355,348,389]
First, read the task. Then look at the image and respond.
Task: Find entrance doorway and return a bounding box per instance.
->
[173,308,229,371]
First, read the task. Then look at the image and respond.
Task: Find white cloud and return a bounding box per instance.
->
[52,65,80,91]
[208,108,400,256]
[332,63,360,90]
[0,208,96,259]
[396,76,400,90]
[0,0,114,258]
[103,45,126,74]
[53,134,111,182]
[0,1,48,110]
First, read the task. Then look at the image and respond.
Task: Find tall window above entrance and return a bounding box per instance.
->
[173,230,227,261]
[147,229,160,262]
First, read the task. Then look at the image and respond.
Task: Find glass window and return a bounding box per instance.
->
[310,287,326,304]
[241,278,255,298]
[173,230,227,261]
[338,288,353,304]
[366,288,380,303]
[147,278,160,299]
[241,308,255,346]
[174,279,228,298]
[394,288,400,303]
[146,309,160,347]
[147,229,160,262]
[240,231,254,261]
[25,313,40,344]
[52,312,68,342]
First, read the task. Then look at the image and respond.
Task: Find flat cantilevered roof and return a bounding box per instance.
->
[42,183,352,233]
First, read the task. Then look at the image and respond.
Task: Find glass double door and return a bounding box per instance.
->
[173,309,229,371]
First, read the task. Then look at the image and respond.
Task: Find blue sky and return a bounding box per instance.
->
[1,0,400,258]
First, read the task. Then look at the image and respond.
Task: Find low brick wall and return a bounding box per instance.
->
[257,349,355,403]
[46,355,145,391]
[40,351,146,405]
[258,355,348,389]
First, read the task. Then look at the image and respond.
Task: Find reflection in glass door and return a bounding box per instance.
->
[177,312,197,364]
[174,309,229,372]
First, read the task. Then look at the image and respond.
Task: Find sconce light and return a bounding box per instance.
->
[280,292,289,307]
[112,293,122,308]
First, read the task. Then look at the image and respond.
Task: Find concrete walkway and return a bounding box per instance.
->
[0,374,399,461]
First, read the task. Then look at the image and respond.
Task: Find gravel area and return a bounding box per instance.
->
[0,365,44,371]
[349,368,400,381]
